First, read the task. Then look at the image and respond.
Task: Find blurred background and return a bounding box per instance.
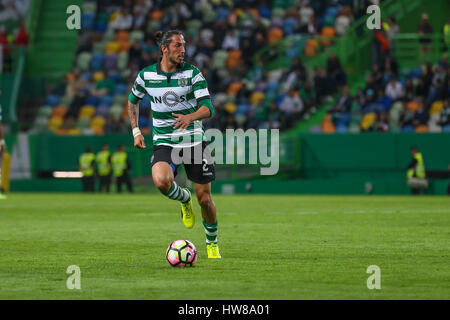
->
[0,0,449,195]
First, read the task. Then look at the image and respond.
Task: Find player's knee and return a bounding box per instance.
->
[153,176,172,194]
[197,192,212,208]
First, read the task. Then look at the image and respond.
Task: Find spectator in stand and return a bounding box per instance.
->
[375,113,389,132]
[14,23,28,46]
[298,0,314,30]
[404,78,416,102]
[418,13,433,55]
[384,17,400,50]
[326,52,347,89]
[330,85,352,114]
[371,64,383,90]
[376,88,392,114]
[111,7,133,31]
[279,89,304,119]
[412,103,429,128]
[372,29,390,67]
[267,101,281,129]
[385,76,404,102]
[438,98,450,130]
[399,103,415,129]
[314,67,331,104]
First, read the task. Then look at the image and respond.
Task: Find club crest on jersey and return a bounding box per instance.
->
[178,76,187,87]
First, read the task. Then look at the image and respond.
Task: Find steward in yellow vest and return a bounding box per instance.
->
[407,146,428,194]
[79,147,95,192]
[112,145,133,193]
[96,144,112,192]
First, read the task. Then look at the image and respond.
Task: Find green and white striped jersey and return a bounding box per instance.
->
[128,61,214,148]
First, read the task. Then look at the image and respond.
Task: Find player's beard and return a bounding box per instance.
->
[168,49,183,66]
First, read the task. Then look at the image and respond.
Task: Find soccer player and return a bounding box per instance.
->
[127,30,221,259]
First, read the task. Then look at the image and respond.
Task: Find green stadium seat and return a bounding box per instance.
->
[76,118,90,130]
[117,52,129,71]
[130,30,144,43]
[82,2,97,14]
[38,106,53,118]
[76,52,92,71]
[212,50,228,69]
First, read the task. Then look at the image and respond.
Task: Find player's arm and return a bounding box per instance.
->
[128,73,147,149]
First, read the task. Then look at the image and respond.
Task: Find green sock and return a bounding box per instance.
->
[203,220,218,245]
[166,181,190,203]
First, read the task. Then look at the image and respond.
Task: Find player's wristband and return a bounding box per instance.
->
[0,139,5,147]
[132,128,142,138]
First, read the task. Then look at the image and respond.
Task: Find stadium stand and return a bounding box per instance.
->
[30,0,373,136]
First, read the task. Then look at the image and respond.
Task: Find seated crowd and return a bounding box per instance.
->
[32,0,362,135]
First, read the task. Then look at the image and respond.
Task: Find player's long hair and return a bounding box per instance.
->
[154,30,184,56]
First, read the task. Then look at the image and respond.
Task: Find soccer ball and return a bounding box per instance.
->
[166,239,198,267]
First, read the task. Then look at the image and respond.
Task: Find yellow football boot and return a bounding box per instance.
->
[180,188,195,228]
[206,243,222,259]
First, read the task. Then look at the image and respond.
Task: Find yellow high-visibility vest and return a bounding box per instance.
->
[96,150,111,176]
[79,152,95,177]
[444,24,450,44]
[407,152,426,178]
[111,151,128,177]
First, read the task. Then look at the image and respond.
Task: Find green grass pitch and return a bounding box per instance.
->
[0,193,449,299]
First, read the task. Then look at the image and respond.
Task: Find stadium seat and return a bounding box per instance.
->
[336,124,348,133]
[90,53,105,71]
[250,92,265,105]
[118,41,132,53]
[81,13,95,30]
[360,113,376,131]
[105,41,120,54]
[226,50,242,69]
[96,105,109,118]
[46,95,60,107]
[109,105,123,120]
[92,71,105,83]
[224,103,237,114]
[268,28,283,44]
[77,52,92,71]
[79,105,96,119]
[130,30,144,43]
[406,101,421,113]
[227,82,244,95]
[117,53,129,71]
[82,1,97,14]
[402,125,415,133]
[104,54,118,70]
[99,95,113,106]
[443,125,450,132]
[415,125,429,133]
[116,31,130,43]
[38,106,53,118]
[429,101,444,115]
[51,106,67,118]
[320,27,335,46]
[48,116,63,131]
[67,128,81,136]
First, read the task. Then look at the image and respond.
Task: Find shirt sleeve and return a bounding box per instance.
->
[128,72,146,104]
[192,69,214,116]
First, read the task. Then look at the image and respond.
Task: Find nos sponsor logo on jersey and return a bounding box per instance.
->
[154,91,186,107]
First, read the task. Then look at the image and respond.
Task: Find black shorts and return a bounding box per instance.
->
[151,141,215,184]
